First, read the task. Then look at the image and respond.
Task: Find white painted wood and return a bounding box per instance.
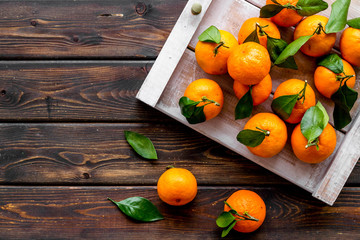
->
[137,0,360,205]
[313,111,360,205]
[136,0,213,107]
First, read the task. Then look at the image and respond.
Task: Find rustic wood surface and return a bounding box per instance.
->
[0,0,359,239]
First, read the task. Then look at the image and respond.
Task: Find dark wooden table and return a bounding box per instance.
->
[0,1,359,239]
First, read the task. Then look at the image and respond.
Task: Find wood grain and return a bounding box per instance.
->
[0,61,173,121]
[0,186,359,239]
[0,0,187,59]
[0,122,359,185]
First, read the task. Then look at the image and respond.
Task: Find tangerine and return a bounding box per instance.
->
[157,167,197,206]
[294,15,336,57]
[238,17,281,48]
[242,112,287,158]
[224,190,266,233]
[265,0,303,27]
[291,123,336,163]
[340,27,360,67]
[183,78,224,121]
[227,42,271,85]
[195,30,238,75]
[273,79,316,124]
[233,74,272,106]
[314,58,356,98]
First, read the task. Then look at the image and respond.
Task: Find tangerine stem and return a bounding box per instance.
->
[297,80,308,104]
[306,138,319,149]
[201,96,220,106]
[213,42,228,57]
[256,127,270,136]
[224,201,259,222]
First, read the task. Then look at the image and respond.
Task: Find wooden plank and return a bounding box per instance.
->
[0,186,359,239]
[136,0,213,107]
[313,111,360,205]
[0,60,173,121]
[0,0,187,59]
[0,122,288,185]
[0,122,359,185]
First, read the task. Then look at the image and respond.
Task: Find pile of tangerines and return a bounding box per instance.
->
[175,0,359,236]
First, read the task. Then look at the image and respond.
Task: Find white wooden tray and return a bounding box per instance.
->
[137,0,360,205]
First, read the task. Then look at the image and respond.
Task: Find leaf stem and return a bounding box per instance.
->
[201,96,220,106]
[313,22,326,35]
[305,138,319,149]
[213,41,228,56]
[297,80,308,104]
[224,201,259,222]
[255,127,270,136]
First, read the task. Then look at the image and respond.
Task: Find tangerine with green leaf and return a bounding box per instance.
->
[223,190,266,233]
[273,79,316,124]
[237,112,287,158]
[294,15,336,57]
[340,27,360,67]
[265,0,303,27]
[195,27,238,75]
[291,123,336,163]
[181,78,224,123]
[314,58,356,98]
[238,17,281,47]
[157,167,197,206]
[233,74,272,106]
[227,42,271,85]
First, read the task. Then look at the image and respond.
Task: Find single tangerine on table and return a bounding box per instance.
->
[291,123,336,163]
[227,42,271,86]
[195,30,238,75]
[273,79,316,124]
[265,0,303,27]
[314,58,356,98]
[242,112,287,158]
[224,190,266,233]
[237,17,281,47]
[157,167,197,206]
[233,74,272,106]
[183,78,224,121]
[340,27,360,67]
[294,15,336,57]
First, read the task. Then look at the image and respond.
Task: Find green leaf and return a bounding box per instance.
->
[108,197,164,222]
[216,212,236,228]
[347,17,360,29]
[179,97,200,118]
[267,36,298,70]
[221,220,237,238]
[325,0,351,34]
[318,54,343,74]
[243,29,260,44]
[260,4,285,18]
[235,89,253,120]
[237,129,266,147]
[296,0,328,16]
[271,94,299,120]
[179,97,206,124]
[198,25,221,43]
[125,131,158,160]
[187,105,206,124]
[315,101,329,130]
[331,82,358,129]
[274,35,312,65]
[300,105,326,143]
